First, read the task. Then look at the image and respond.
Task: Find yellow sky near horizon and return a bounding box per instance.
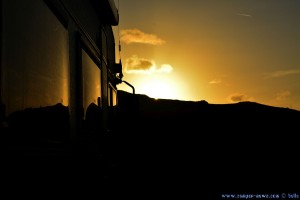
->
[113,0,300,111]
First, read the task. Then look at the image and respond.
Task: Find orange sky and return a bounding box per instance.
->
[113,0,300,110]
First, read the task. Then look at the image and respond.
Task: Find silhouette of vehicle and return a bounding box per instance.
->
[0,0,131,169]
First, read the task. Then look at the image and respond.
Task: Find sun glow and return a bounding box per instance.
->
[118,72,191,101]
[139,79,177,100]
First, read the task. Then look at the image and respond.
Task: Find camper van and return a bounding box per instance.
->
[1,0,124,160]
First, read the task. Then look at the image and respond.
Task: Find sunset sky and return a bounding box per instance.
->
[113,0,300,110]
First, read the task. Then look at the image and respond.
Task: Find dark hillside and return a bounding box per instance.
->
[111,90,300,197]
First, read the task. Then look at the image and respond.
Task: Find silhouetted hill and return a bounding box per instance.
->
[111,90,300,198]
[117,90,299,134]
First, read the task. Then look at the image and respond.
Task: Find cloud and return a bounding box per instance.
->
[157,64,173,73]
[125,55,153,71]
[276,90,291,101]
[209,79,222,84]
[124,55,173,74]
[265,69,300,78]
[227,93,254,103]
[120,29,166,45]
[236,13,253,18]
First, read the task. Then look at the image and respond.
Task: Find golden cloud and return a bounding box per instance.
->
[124,55,173,74]
[209,79,222,84]
[227,93,254,103]
[265,69,300,78]
[120,29,166,45]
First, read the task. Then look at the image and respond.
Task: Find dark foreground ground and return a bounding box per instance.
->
[2,90,299,199]
[109,91,300,198]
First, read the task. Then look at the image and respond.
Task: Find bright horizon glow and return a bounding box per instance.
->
[139,79,176,100]
[117,72,192,101]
